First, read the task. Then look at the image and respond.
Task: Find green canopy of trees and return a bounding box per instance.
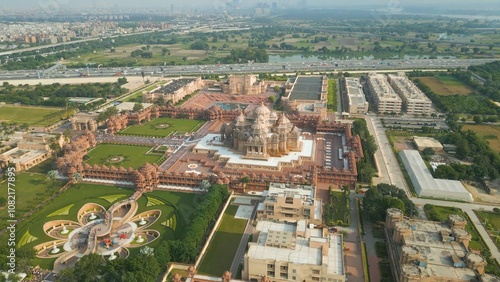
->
[352,119,378,183]
[362,183,416,222]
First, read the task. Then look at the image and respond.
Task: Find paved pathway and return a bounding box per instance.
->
[362,216,383,282]
[230,201,258,278]
[337,193,365,282]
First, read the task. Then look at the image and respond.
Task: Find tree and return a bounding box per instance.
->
[473,115,482,124]
[161,47,170,56]
[97,106,118,123]
[47,170,59,184]
[133,103,143,112]
[141,71,145,83]
[200,179,211,191]
[422,148,435,156]
[72,172,83,188]
[63,128,72,142]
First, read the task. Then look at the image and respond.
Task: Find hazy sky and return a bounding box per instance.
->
[3,0,500,9]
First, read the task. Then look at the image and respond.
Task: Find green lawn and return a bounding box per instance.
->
[119,118,205,137]
[0,105,64,126]
[86,144,160,169]
[11,183,200,270]
[0,173,66,230]
[327,79,337,112]
[198,205,248,276]
[475,211,500,252]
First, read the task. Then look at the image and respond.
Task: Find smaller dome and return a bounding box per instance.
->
[270,111,278,119]
[254,102,271,117]
[278,114,291,125]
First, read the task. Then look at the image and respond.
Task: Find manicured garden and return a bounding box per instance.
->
[0,105,65,126]
[118,117,205,137]
[197,205,248,276]
[11,183,200,270]
[324,189,350,226]
[0,173,66,230]
[85,144,161,169]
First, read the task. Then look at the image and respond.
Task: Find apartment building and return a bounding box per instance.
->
[344,77,369,114]
[256,183,322,225]
[387,73,432,115]
[385,208,497,282]
[366,73,402,114]
[142,77,203,104]
[242,220,345,282]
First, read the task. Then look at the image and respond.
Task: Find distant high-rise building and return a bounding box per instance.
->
[171,3,174,13]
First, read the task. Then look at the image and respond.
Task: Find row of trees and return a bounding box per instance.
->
[352,119,378,183]
[435,130,500,181]
[362,183,416,222]
[0,80,127,108]
[168,184,229,263]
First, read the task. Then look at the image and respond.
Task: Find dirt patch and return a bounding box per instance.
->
[463,182,500,204]
[393,137,416,152]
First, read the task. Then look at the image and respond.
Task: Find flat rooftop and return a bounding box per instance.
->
[391,218,478,280]
[247,220,343,275]
[399,150,473,202]
[152,78,196,94]
[267,182,315,200]
[193,134,314,168]
[345,78,367,106]
[288,76,324,101]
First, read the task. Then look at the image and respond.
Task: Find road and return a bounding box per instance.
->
[0,58,497,81]
[365,114,500,266]
[365,115,410,195]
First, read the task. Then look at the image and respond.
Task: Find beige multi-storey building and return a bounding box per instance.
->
[387,73,432,115]
[344,77,369,114]
[367,73,402,114]
[242,220,345,282]
[256,183,322,225]
[142,77,203,104]
[222,75,267,95]
[0,133,65,171]
[385,208,498,282]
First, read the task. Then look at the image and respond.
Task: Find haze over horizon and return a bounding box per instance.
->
[3,0,500,9]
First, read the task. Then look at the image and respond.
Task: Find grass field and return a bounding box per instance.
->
[119,117,204,137]
[418,76,474,96]
[462,124,500,153]
[0,105,64,126]
[475,211,500,251]
[0,173,66,230]
[86,144,160,169]
[327,79,337,112]
[11,183,200,269]
[197,205,248,276]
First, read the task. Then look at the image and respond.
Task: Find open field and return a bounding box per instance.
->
[0,105,64,126]
[86,144,161,169]
[12,183,200,269]
[462,124,500,153]
[0,173,66,230]
[418,76,474,96]
[475,211,500,252]
[119,117,204,137]
[197,205,248,276]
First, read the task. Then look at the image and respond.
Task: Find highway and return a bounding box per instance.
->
[0,58,497,81]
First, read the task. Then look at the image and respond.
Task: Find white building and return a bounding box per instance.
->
[399,150,473,202]
[344,77,369,114]
[367,73,402,114]
[242,220,345,282]
[387,73,432,115]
